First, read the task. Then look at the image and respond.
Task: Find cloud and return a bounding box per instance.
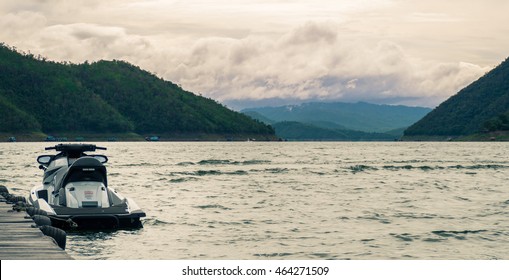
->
[0,1,502,109]
[159,22,488,108]
[0,11,47,39]
[21,23,151,63]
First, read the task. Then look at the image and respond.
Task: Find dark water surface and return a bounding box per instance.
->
[1,142,508,259]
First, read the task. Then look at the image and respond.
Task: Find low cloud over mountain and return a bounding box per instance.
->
[1,1,503,109]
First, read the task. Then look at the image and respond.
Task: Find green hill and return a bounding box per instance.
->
[404,57,509,138]
[0,95,42,132]
[0,44,274,139]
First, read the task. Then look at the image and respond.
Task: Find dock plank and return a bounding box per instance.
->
[0,191,73,260]
[0,204,33,223]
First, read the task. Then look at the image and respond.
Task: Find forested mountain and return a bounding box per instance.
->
[0,45,131,133]
[404,57,509,137]
[0,44,274,138]
[242,102,431,133]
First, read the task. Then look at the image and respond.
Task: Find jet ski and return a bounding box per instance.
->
[28,144,146,230]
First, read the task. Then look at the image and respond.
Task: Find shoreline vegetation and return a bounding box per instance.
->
[3,131,509,142]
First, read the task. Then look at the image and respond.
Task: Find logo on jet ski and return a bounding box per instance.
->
[84,190,94,199]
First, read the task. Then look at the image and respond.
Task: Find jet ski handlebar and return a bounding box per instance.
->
[45,144,107,152]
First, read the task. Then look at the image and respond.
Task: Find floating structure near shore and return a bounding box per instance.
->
[0,185,72,260]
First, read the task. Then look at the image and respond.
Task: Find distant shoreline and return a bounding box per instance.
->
[3,131,509,142]
[0,132,279,142]
[400,130,509,142]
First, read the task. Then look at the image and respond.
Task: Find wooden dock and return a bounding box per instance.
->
[0,189,73,260]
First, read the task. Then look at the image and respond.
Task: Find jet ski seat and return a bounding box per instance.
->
[56,157,108,206]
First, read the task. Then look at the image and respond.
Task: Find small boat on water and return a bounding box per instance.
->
[145,136,160,141]
[28,144,146,230]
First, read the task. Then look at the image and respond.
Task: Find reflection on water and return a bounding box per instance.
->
[1,142,509,259]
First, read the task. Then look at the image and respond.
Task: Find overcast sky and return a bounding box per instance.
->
[1,0,508,109]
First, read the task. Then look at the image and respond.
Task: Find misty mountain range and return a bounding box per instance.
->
[242,102,431,140]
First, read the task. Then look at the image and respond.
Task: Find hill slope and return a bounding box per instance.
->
[0,44,274,138]
[242,102,431,133]
[404,57,509,137]
[0,45,132,133]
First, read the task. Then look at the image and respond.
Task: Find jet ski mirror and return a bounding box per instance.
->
[37,155,53,165]
[93,155,108,164]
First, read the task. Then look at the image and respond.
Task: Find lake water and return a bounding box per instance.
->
[1,142,508,260]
